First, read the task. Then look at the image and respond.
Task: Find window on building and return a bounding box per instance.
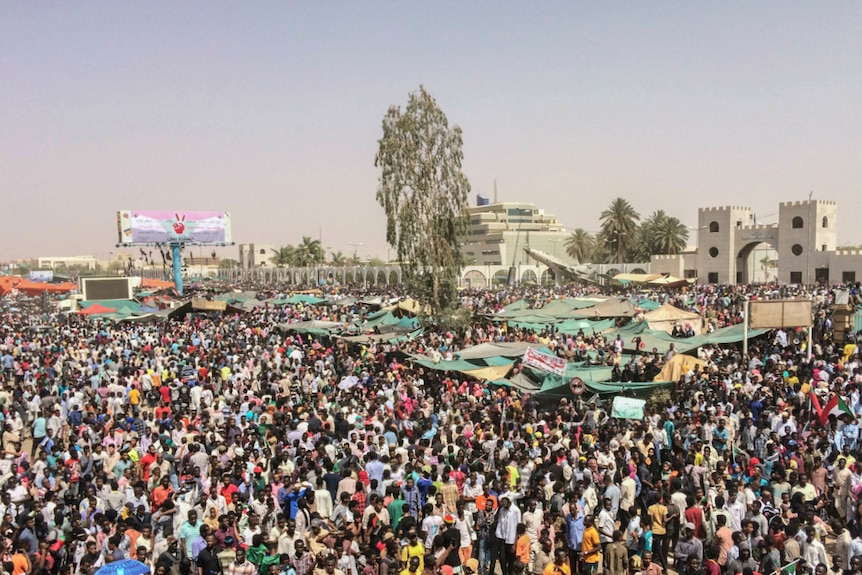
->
[259,249,266,254]
[822,216,829,228]
[792,216,804,229]
[736,220,743,228]
[843,271,856,283]
[684,269,697,279]
[708,247,719,258]
[790,271,802,284]
[708,272,718,284]
[709,221,720,233]
[791,244,803,256]
[822,244,827,252]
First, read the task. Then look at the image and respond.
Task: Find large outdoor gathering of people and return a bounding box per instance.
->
[1,277,861,575]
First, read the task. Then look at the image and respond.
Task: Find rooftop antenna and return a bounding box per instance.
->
[493,179,498,204]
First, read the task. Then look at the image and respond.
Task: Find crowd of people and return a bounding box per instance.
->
[0,280,860,575]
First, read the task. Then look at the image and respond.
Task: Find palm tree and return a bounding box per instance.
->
[270,245,296,267]
[652,215,689,254]
[329,251,347,267]
[627,225,654,263]
[564,228,594,264]
[600,198,640,264]
[295,236,324,267]
[589,230,616,264]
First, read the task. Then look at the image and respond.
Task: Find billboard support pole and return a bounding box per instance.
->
[171,242,183,296]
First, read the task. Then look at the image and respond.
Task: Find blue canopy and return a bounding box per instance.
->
[96,560,152,575]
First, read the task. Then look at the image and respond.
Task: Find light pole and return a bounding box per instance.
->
[348,242,362,266]
[548,238,562,257]
[611,231,625,265]
[806,191,813,287]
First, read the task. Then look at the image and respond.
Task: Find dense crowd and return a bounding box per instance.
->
[0,280,860,575]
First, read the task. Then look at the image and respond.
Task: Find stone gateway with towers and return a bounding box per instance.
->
[651,199,862,285]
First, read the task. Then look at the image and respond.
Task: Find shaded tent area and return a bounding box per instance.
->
[634,299,663,311]
[489,297,633,335]
[411,355,515,382]
[612,273,693,289]
[612,273,662,284]
[77,299,157,321]
[140,277,175,290]
[168,298,246,319]
[604,321,771,355]
[569,298,638,319]
[654,354,708,382]
[384,298,429,318]
[492,362,672,397]
[493,297,609,319]
[269,294,327,306]
[643,303,705,335]
[0,276,77,296]
[363,308,421,331]
[277,320,343,336]
[407,342,551,384]
[213,291,267,311]
[78,302,116,315]
[341,327,424,344]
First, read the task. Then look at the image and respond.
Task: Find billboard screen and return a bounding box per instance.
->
[79,277,134,300]
[749,299,813,329]
[117,211,232,245]
[29,270,54,283]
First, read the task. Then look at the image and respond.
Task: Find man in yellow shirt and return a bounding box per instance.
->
[400,530,425,573]
[128,386,141,415]
[399,556,421,575]
[542,549,571,575]
[648,494,669,571]
[582,515,601,574]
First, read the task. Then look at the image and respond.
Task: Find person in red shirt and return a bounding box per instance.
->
[140,444,158,482]
[153,476,174,510]
[65,449,81,485]
[684,496,705,540]
[220,475,239,502]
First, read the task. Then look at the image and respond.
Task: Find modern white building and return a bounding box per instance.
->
[37,255,98,270]
[463,201,574,267]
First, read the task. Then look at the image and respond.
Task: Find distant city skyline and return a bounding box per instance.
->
[2,2,861,262]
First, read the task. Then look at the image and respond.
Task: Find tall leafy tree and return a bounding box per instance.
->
[638,210,689,256]
[329,251,346,267]
[652,215,689,255]
[295,236,324,267]
[270,246,296,267]
[600,197,640,263]
[564,228,594,264]
[375,86,470,318]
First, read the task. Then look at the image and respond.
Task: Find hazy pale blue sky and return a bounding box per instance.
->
[2,2,861,261]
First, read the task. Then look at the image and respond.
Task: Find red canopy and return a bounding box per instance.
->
[141,278,175,289]
[78,303,117,315]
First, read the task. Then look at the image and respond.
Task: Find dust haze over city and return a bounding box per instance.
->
[2,2,861,263]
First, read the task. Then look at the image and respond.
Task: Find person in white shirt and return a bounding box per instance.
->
[804,525,828,568]
[491,496,521,575]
